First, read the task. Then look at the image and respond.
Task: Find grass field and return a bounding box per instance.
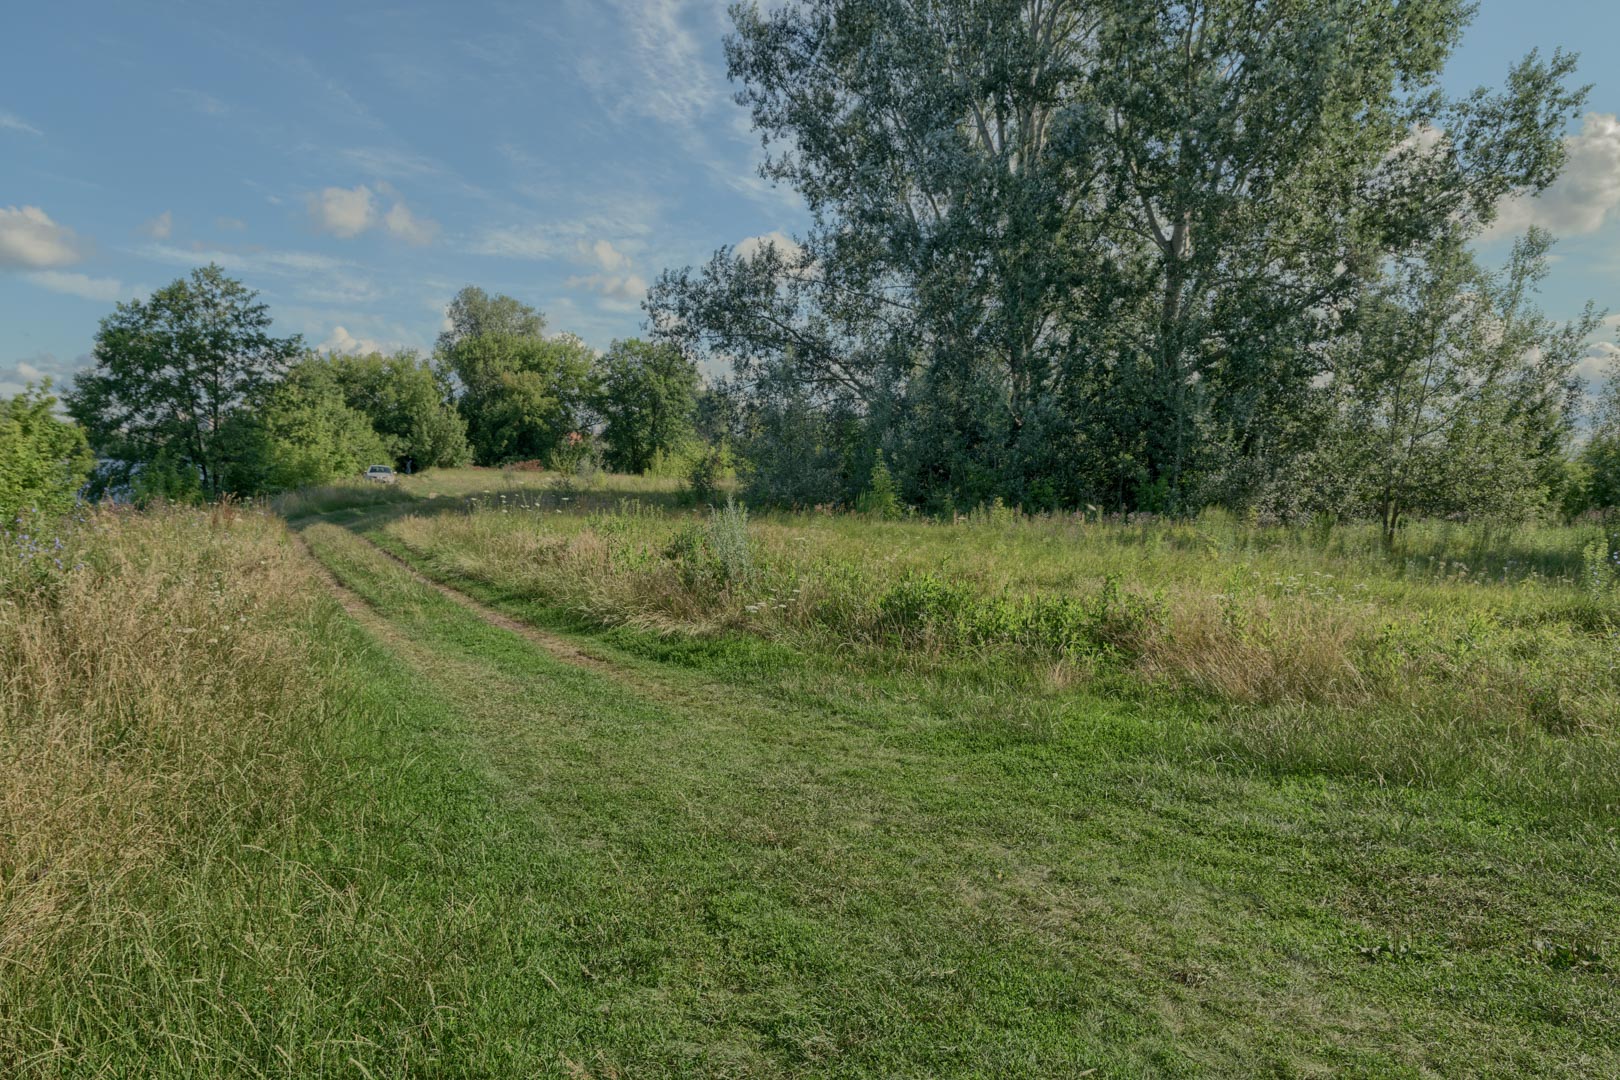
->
[4,469,1618,1076]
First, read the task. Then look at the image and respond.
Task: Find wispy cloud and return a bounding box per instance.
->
[0,108,42,136]
[172,89,229,117]
[140,210,173,240]
[24,271,136,303]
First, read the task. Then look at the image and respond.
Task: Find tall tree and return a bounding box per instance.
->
[1319,229,1598,542]
[322,350,470,471]
[437,286,546,354]
[216,360,392,495]
[653,0,1587,512]
[67,265,301,495]
[592,339,701,473]
[442,332,594,465]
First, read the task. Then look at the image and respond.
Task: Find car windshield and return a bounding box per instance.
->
[369,466,392,473]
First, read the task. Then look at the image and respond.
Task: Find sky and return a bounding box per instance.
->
[4,0,1620,401]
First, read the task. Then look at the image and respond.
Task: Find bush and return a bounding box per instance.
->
[0,384,94,522]
[856,450,903,519]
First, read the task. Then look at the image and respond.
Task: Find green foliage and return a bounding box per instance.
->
[0,384,93,522]
[68,264,302,496]
[321,350,469,470]
[436,285,545,352]
[652,0,1588,515]
[875,570,1163,663]
[1317,230,1599,540]
[855,449,902,519]
[664,497,754,587]
[681,443,729,505]
[441,327,593,467]
[592,338,700,474]
[217,361,391,494]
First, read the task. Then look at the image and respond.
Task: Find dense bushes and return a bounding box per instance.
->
[0,384,93,522]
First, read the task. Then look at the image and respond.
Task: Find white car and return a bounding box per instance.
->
[364,464,397,485]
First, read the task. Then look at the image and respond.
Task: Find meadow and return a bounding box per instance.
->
[3,470,1618,1076]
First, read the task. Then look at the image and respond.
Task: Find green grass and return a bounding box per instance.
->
[5,479,1619,1075]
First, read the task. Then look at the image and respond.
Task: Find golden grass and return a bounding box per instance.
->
[0,505,330,979]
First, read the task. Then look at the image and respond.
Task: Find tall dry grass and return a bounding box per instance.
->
[0,505,335,1055]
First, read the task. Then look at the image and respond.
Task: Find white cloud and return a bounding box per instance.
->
[215,216,246,231]
[0,205,82,268]
[308,183,438,244]
[318,325,389,354]
[309,184,378,238]
[1491,113,1620,238]
[383,200,438,245]
[565,271,649,306]
[470,223,570,259]
[735,229,801,262]
[141,210,173,239]
[25,271,130,303]
[16,361,44,380]
[1578,341,1619,384]
[579,0,728,128]
[0,109,42,136]
[581,238,631,272]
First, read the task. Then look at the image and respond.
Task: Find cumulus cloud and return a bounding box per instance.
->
[581,238,631,272]
[382,200,438,245]
[1491,113,1620,238]
[308,183,438,244]
[0,109,42,136]
[0,205,83,268]
[309,184,378,238]
[318,325,389,354]
[735,229,802,262]
[565,270,649,306]
[25,271,131,303]
[140,210,173,239]
[1578,340,1619,385]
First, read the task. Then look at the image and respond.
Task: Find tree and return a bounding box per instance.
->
[592,339,700,473]
[437,286,546,354]
[1318,229,1598,543]
[67,265,301,495]
[217,360,391,495]
[0,383,94,522]
[322,350,469,471]
[442,332,594,465]
[1578,347,1620,513]
[653,0,1586,512]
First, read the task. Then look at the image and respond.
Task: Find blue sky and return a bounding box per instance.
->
[4,0,1620,399]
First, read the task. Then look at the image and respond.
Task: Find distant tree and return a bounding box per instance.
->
[436,286,546,354]
[217,360,391,494]
[1578,347,1620,512]
[322,350,469,471]
[0,383,94,521]
[592,338,700,473]
[1319,229,1599,543]
[442,332,594,465]
[68,265,301,496]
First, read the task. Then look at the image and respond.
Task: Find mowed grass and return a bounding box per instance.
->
[361,469,1620,818]
[3,483,1618,1075]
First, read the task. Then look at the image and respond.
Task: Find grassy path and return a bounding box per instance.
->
[287,519,1620,1077]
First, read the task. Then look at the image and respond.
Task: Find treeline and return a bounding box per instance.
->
[649,0,1618,533]
[0,268,703,510]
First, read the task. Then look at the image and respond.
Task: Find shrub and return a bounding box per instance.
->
[856,450,903,520]
[0,384,94,522]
